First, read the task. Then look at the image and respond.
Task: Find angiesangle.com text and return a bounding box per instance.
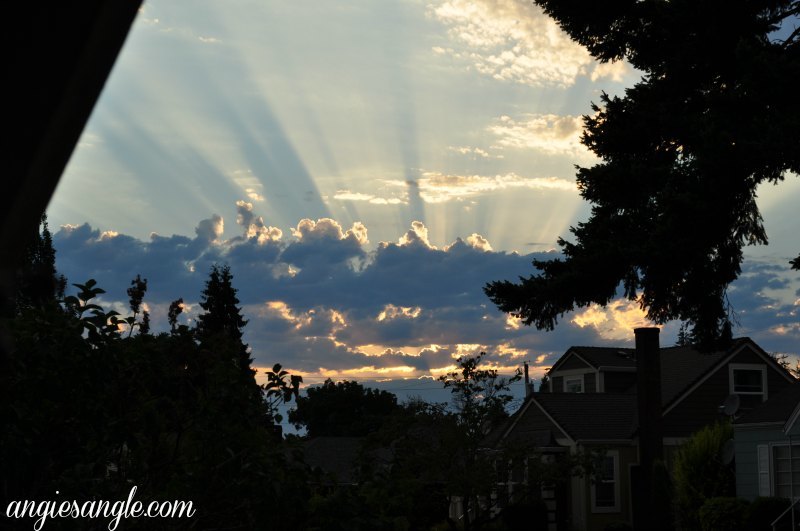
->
[5,486,195,530]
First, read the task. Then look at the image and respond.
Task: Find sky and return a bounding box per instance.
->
[46,0,800,398]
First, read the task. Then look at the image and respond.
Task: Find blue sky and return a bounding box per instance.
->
[47,0,800,388]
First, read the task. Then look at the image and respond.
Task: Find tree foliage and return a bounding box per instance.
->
[673,422,736,531]
[4,266,309,529]
[289,379,399,437]
[14,213,66,313]
[485,0,800,346]
[195,264,252,375]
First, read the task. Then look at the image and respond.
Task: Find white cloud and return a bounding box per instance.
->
[292,218,369,246]
[333,190,407,205]
[397,221,434,248]
[571,300,656,341]
[429,0,592,87]
[447,145,501,159]
[489,113,593,158]
[235,200,282,244]
[591,60,628,82]
[386,172,576,203]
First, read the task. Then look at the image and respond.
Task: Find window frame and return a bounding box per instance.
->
[591,450,620,513]
[563,375,584,393]
[728,363,768,401]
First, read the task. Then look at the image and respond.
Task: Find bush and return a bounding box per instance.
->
[699,497,750,531]
[745,497,792,531]
[674,422,736,530]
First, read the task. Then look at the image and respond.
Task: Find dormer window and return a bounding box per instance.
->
[729,363,767,407]
[564,376,584,393]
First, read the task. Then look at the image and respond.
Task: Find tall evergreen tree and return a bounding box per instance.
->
[486,0,800,346]
[15,213,66,312]
[195,264,253,374]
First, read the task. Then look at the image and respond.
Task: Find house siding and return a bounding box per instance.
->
[582,444,638,531]
[559,354,592,371]
[552,376,564,393]
[524,403,571,441]
[735,422,800,500]
[663,349,793,438]
[734,426,783,500]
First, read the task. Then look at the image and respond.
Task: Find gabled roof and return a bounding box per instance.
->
[553,338,775,409]
[498,337,794,447]
[735,381,800,427]
[534,393,637,441]
[494,393,637,446]
[563,347,636,369]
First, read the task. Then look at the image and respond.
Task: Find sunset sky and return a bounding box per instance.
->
[47,0,800,393]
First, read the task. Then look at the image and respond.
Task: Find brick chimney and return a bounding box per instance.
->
[634,327,665,529]
[524,361,530,397]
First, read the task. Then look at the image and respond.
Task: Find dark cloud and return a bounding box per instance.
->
[52,207,800,377]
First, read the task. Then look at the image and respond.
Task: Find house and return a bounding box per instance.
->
[486,329,795,531]
[734,382,800,502]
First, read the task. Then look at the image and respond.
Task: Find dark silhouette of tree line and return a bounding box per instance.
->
[2,217,594,530]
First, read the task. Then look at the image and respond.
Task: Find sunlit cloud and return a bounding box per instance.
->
[235,200,283,243]
[386,172,576,203]
[333,190,408,205]
[292,218,369,246]
[571,300,657,341]
[429,0,625,87]
[195,214,224,243]
[397,220,435,248]
[489,113,594,159]
[447,145,503,159]
[377,304,423,322]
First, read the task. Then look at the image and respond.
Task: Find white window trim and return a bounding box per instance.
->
[729,363,768,400]
[768,441,800,499]
[563,374,585,393]
[591,450,620,513]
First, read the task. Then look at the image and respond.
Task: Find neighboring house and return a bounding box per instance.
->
[485,331,795,531]
[734,383,800,501]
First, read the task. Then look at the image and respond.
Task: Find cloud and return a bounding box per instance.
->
[489,113,593,158]
[385,172,576,203]
[429,0,628,87]
[333,190,407,205]
[447,146,502,159]
[235,200,282,244]
[51,203,800,383]
[571,300,655,341]
[195,214,224,242]
[397,221,434,249]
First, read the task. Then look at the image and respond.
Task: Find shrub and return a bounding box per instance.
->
[699,497,749,531]
[674,422,735,530]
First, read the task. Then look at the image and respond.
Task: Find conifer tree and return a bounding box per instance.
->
[15,213,66,312]
[195,264,253,375]
[486,0,800,346]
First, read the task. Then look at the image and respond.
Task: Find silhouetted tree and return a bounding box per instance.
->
[485,0,800,347]
[4,277,310,530]
[289,379,399,437]
[438,353,521,530]
[195,264,252,375]
[15,213,66,312]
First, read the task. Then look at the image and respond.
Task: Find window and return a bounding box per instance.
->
[729,364,767,407]
[591,451,620,512]
[564,376,583,393]
[773,445,800,499]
